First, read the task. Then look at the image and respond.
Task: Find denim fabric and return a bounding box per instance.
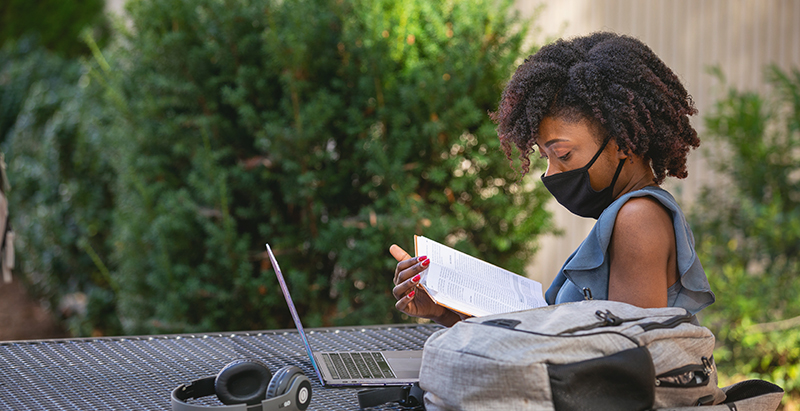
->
[546,186,715,315]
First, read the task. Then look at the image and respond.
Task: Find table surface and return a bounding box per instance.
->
[0,323,443,410]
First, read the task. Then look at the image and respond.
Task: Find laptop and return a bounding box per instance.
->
[266,244,423,387]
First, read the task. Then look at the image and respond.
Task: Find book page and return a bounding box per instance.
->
[415,236,547,317]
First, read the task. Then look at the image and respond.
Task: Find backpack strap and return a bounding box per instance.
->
[357,383,425,410]
[656,379,784,411]
[720,379,784,410]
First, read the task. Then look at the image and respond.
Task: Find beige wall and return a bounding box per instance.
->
[517,0,800,285]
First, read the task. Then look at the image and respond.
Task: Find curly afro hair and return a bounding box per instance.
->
[490,32,698,184]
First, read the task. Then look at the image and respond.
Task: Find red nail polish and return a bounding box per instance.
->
[421,259,430,268]
[408,290,415,298]
[418,255,428,262]
[412,274,421,282]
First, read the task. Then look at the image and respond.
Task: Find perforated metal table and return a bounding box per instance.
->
[0,323,442,410]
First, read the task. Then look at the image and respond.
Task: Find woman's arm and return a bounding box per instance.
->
[607,196,679,308]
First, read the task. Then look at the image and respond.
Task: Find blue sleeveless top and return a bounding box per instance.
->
[544,186,715,315]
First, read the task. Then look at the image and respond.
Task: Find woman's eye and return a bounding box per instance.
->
[558,152,570,161]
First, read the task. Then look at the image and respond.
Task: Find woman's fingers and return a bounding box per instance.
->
[389,244,439,319]
[392,271,423,299]
[394,289,416,312]
[394,255,429,284]
[389,244,412,262]
[390,244,415,284]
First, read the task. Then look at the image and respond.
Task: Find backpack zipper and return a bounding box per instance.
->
[557,310,626,334]
[638,312,693,331]
[654,357,712,388]
[478,315,641,347]
[557,308,692,335]
[480,307,693,344]
[595,310,623,326]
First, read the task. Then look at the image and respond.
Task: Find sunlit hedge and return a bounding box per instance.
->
[4,0,553,336]
[692,66,800,396]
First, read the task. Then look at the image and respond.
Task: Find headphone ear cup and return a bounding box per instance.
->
[266,366,304,398]
[214,359,273,406]
[293,374,313,411]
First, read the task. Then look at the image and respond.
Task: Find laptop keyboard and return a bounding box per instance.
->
[321,352,397,379]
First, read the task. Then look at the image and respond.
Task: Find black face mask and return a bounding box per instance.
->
[540,138,625,219]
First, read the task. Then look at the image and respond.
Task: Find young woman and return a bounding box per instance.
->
[392,32,715,327]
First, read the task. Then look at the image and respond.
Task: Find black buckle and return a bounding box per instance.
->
[400,383,425,408]
[357,383,424,410]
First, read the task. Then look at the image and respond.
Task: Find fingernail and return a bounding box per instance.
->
[408,290,415,298]
[412,274,421,282]
[418,255,428,262]
[421,259,430,268]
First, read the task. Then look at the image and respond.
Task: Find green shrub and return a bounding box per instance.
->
[0,0,109,58]
[691,66,800,394]
[1,39,68,145]
[72,0,552,335]
[1,40,122,336]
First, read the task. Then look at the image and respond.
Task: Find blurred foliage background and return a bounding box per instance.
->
[690,66,800,395]
[1,0,552,336]
[0,0,110,58]
[2,0,798,402]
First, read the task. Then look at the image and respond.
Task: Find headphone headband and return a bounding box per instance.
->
[173,377,217,402]
[171,361,312,411]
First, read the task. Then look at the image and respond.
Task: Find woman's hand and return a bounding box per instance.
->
[390,244,464,327]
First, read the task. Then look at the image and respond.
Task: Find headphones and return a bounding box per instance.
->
[171,359,312,411]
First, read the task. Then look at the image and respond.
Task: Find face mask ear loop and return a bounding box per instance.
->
[585,137,613,169]
[608,156,626,190]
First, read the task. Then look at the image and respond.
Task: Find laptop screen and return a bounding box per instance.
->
[266,244,325,385]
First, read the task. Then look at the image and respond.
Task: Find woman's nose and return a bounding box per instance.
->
[544,161,557,177]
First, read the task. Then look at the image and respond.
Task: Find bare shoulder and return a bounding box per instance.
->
[617,196,672,226]
[614,196,675,247]
[608,195,677,307]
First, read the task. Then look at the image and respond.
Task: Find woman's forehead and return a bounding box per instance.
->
[538,117,598,144]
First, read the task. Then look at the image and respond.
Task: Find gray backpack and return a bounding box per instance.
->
[419,300,783,411]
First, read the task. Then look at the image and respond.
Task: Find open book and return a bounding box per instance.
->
[414,236,547,317]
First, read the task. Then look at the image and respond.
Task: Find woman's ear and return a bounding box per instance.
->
[612,140,629,160]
